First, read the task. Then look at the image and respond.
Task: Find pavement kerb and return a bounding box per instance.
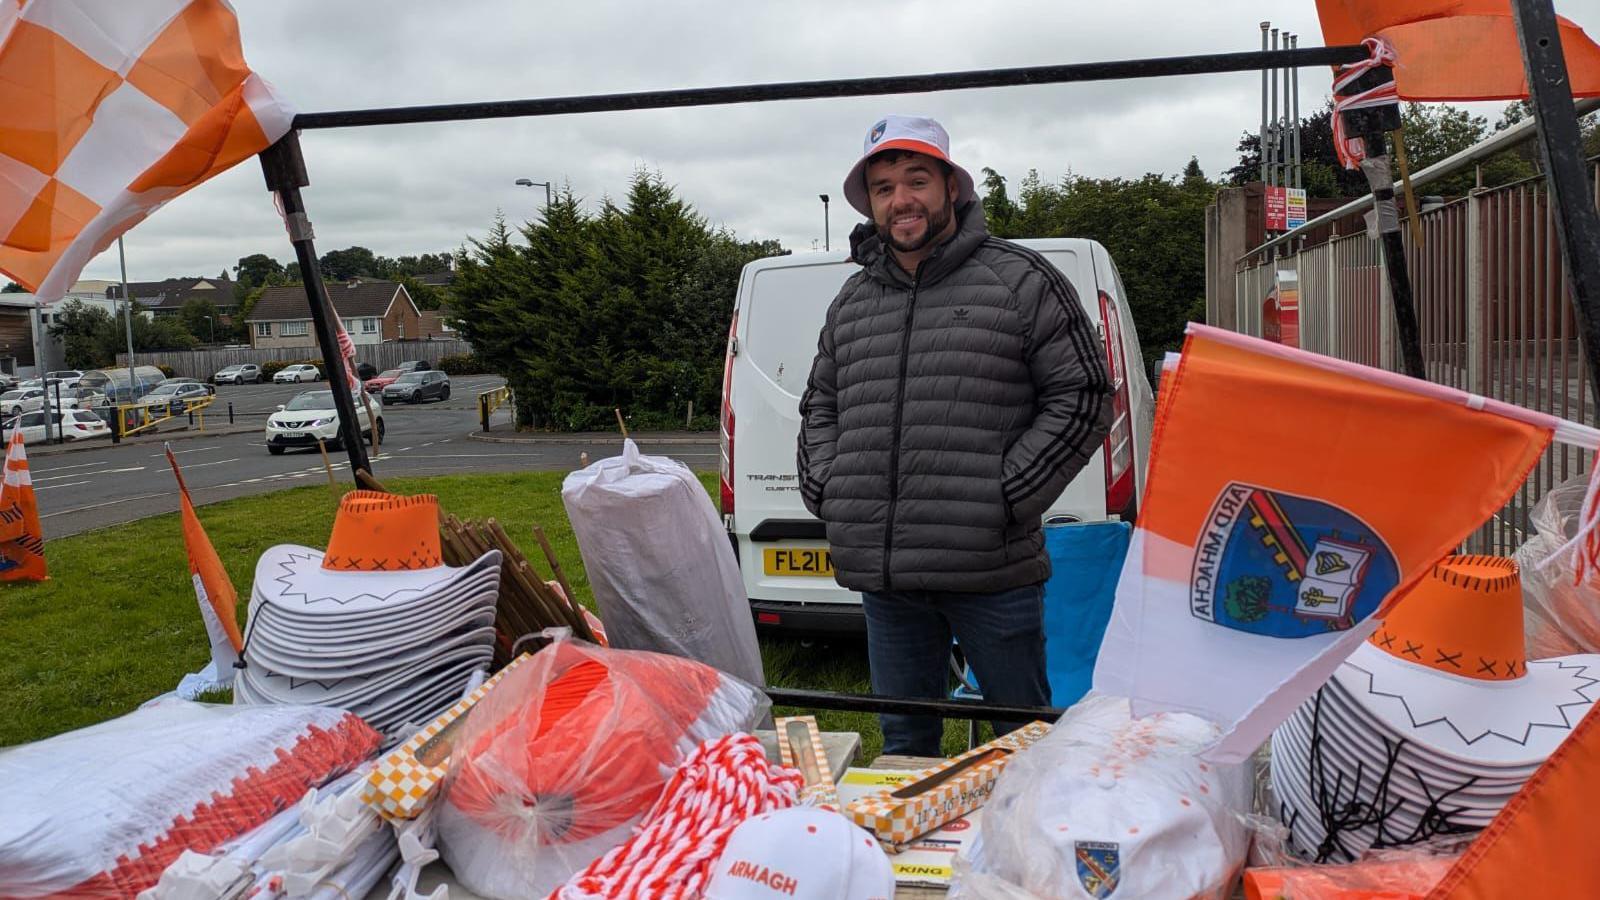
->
[467,430,717,445]
[26,423,260,458]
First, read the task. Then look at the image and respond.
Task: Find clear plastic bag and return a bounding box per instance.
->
[435,631,770,899]
[1514,473,1600,657]
[950,694,1252,900]
[0,699,380,899]
[561,439,765,686]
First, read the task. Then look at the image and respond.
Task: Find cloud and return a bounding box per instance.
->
[66,0,1539,281]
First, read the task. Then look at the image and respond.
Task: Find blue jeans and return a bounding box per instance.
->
[862,584,1050,757]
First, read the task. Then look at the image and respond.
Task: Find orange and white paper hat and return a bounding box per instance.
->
[1332,555,1600,767]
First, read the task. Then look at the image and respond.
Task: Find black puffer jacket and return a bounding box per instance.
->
[796,201,1112,594]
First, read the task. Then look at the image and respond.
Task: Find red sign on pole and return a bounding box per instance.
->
[1264,186,1287,232]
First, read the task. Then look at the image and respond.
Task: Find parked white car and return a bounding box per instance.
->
[46,370,84,389]
[58,387,109,411]
[0,388,45,419]
[6,408,110,443]
[137,381,212,415]
[213,363,263,384]
[720,239,1155,633]
[265,389,383,455]
[273,364,322,384]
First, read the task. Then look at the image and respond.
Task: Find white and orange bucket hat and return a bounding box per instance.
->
[841,115,977,217]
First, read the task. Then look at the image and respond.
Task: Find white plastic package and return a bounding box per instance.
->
[951,694,1252,900]
[435,632,769,899]
[0,699,380,899]
[1514,472,1600,658]
[561,439,765,686]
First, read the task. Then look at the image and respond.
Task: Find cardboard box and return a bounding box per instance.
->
[844,721,1050,851]
[361,653,532,820]
[775,714,837,808]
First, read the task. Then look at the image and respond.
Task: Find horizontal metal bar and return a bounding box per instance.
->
[765,687,1064,724]
[1241,96,1600,264]
[294,46,1369,130]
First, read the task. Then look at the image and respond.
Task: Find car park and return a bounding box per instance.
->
[57,387,109,411]
[265,389,383,454]
[274,364,322,384]
[136,381,212,416]
[162,377,216,396]
[381,370,450,404]
[1,388,46,419]
[721,239,1155,634]
[5,408,109,444]
[46,370,84,389]
[213,364,263,384]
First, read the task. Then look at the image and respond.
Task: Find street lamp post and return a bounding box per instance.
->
[514,178,552,211]
[203,314,215,343]
[117,237,137,403]
[819,194,830,251]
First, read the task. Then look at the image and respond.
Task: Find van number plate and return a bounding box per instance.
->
[763,548,835,577]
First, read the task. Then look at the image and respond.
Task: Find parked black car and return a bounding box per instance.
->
[381,370,450,404]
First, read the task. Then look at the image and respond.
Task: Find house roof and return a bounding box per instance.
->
[108,276,233,310]
[246,279,413,322]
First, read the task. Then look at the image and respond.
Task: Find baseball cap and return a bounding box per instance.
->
[842,114,977,217]
[704,807,894,900]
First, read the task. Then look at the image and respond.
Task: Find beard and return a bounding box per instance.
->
[875,194,955,253]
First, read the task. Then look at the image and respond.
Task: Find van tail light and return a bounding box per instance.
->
[1098,290,1136,519]
[719,311,738,517]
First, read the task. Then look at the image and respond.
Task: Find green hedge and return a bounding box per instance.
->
[155,364,176,378]
[261,359,326,379]
[436,353,486,375]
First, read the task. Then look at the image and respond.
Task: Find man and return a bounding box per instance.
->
[797,115,1113,756]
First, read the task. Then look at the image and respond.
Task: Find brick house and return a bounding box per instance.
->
[245,279,421,350]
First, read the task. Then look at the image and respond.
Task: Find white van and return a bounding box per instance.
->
[720,239,1155,633]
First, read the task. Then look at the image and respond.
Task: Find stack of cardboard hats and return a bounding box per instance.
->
[235,491,502,736]
[1271,555,1600,862]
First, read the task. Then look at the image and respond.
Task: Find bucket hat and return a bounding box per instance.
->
[842,115,976,217]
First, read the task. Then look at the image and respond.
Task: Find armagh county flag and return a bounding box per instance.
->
[0,428,44,581]
[0,1,294,300]
[1093,325,1600,763]
[1316,0,1600,101]
[166,444,243,689]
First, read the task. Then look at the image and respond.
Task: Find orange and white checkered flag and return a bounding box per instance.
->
[0,428,45,581]
[0,1,294,300]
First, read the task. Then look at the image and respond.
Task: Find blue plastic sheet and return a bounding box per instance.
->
[1042,520,1131,707]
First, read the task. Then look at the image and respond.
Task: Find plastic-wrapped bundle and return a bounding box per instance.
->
[0,700,379,899]
[437,633,770,899]
[952,694,1251,900]
[1514,473,1600,657]
[561,440,764,686]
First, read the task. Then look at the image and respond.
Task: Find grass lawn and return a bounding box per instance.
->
[0,471,985,759]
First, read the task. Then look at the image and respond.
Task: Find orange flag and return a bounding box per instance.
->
[0,1,294,300]
[1316,0,1600,101]
[0,427,45,581]
[166,443,243,684]
[1427,704,1600,898]
[1092,325,1600,762]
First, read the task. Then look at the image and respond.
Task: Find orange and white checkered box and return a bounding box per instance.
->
[0,1,294,300]
[362,653,533,820]
[845,721,1050,851]
[775,714,838,808]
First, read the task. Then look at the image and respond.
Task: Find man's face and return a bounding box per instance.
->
[865,152,958,254]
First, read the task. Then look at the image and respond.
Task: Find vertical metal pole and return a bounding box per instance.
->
[1290,34,1302,189]
[117,237,137,401]
[1268,28,1279,187]
[1511,0,1600,399]
[30,303,52,442]
[1361,140,1427,379]
[1466,187,1486,395]
[1282,35,1294,190]
[1259,21,1270,184]
[259,133,372,474]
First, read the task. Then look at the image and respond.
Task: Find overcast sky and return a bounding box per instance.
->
[56,0,1594,285]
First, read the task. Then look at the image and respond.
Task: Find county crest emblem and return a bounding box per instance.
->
[869,119,887,144]
[1190,482,1397,638]
[1074,841,1121,898]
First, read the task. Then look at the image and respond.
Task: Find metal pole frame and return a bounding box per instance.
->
[1511,0,1600,400]
[765,687,1062,724]
[258,133,371,474]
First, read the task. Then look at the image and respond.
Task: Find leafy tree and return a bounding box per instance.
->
[1,282,23,293]
[318,246,378,281]
[233,253,285,288]
[178,297,220,342]
[450,172,786,431]
[48,300,117,368]
[983,164,1214,368]
[1223,576,1272,623]
[397,274,448,311]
